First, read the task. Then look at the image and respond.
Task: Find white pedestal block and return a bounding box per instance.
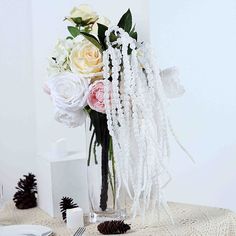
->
[36,152,89,217]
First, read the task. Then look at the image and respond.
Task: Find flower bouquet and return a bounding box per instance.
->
[45,5,189,223]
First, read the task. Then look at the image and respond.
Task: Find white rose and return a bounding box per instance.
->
[160,67,185,98]
[47,72,89,112]
[70,39,103,78]
[69,5,98,24]
[47,38,75,75]
[91,16,111,35]
[54,109,87,128]
[53,39,73,63]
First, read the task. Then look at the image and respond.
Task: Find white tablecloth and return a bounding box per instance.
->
[1,202,236,235]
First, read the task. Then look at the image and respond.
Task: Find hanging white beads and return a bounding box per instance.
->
[102,26,188,221]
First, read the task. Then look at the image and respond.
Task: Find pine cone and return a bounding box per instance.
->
[97,220,131,234]
[13,173,37,209]
[60,197,78,222]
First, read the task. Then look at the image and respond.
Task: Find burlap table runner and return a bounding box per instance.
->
[1,202,236,235]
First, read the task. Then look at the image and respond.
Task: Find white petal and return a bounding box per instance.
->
[47,72,89,112]
[54,109,87,128]
[160,67,185,98]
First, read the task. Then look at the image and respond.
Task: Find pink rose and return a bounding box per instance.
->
[87,80,107,113]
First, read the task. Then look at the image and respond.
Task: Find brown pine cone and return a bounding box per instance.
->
[13,173,37,209]
[97,220,131,234]
[13,192,37,209]
[59,196,78,222]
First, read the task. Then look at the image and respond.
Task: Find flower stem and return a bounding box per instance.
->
[108,169,114,196]
[100,128,109,211]
[110,140,116,209]
[93,140,98,165]
[87,129,95,166]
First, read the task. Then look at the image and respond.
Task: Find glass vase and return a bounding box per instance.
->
[85,113,126,223]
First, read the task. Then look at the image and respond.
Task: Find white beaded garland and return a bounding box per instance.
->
[102,26,190,222]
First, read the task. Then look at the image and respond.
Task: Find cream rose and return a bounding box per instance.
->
[69,5,98,24]
[47,72,89,112]
[70,39,103,78]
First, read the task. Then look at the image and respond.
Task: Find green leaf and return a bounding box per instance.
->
[80,32,102,51]
[66,36,74,40]
[67,26,80,38]
[97,23,108,49]
[127,25,137,53]
[129,25,138,40]
[130,25,136,34]
[71,17,82,25]
[118,9,132,33]
[110,33,118,43]
[130,31,137,41]
[81,18,93,26]
[127,45,132,55]
[83,26,91,33]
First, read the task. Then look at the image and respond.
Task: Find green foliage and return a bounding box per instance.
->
[117,9,138,42]
[118,9,132,33]
[67,25,102,50]
[110,33,118,43]
[71,17,82,25]
[83,26,91,33]
[67,26,80,37]
[81,18,93,26]
[80,32,102,51]
[66,9,138,53]
[130,25,138,40]
[67,17,93,27]
[97,23,108,49]
[66,36,73,40]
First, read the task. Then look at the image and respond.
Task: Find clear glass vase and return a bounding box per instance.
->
[85,115,126,223]
[0,184,4,209]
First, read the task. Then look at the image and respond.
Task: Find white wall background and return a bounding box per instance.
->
[1,0,236,213]
[150,0,236,211]
[0,0,36,200]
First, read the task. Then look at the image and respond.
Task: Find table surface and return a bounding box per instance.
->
[1,202,236,236]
